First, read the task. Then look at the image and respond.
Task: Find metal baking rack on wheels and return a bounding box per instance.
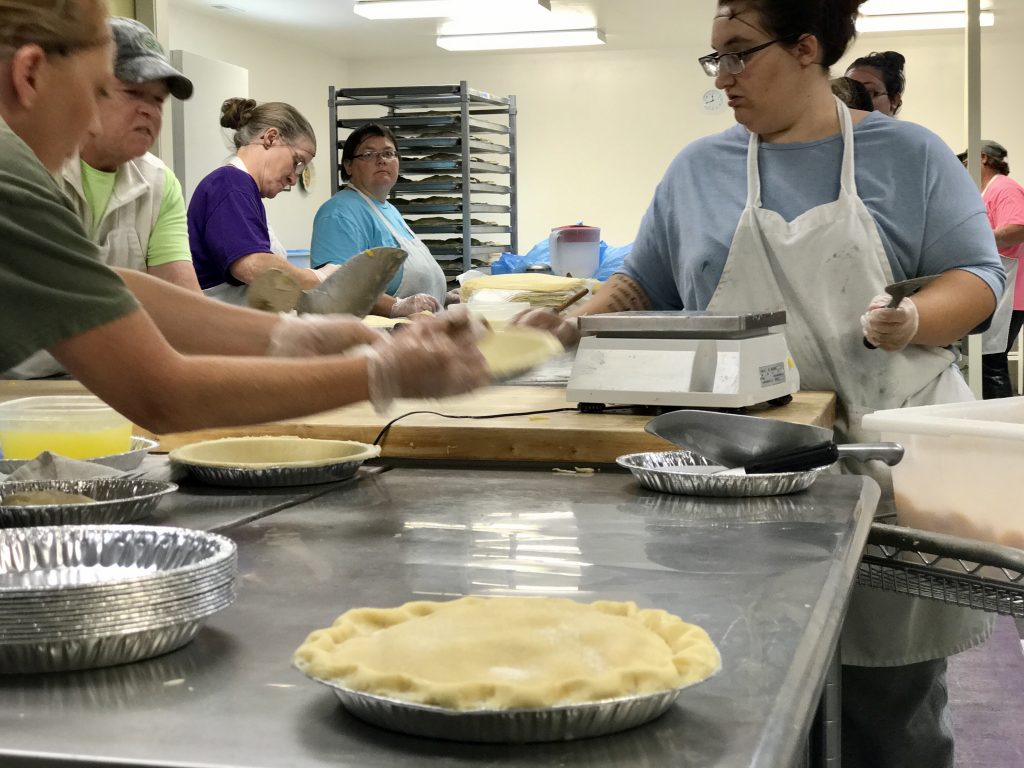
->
[860,520,1024,617]
[329,82,517,281]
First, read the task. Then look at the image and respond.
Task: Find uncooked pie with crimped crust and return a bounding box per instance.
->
[293,596,721,711]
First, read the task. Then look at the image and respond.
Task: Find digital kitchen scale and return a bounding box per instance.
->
[566,311,800,409]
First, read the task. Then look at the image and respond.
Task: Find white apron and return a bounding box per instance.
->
[980,177,1018,354]
[350,186,447,303]
[707,97,992,666]
[981,257,1017,353]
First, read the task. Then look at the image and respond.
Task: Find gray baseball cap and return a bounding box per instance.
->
[957,139,1008,162]
[110,17,193,100]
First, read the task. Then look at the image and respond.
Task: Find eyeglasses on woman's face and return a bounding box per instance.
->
[353,149,399,163]
[698,39,779,77]
[281,141,312,175]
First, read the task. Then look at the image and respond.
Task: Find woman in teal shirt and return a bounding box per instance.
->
[312,123,450,318]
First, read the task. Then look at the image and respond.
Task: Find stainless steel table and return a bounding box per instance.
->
[0,468,878,768]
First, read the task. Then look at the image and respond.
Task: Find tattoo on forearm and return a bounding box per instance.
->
[606,276,651,312]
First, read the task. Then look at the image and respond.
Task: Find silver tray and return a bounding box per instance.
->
[617,451,822,497]
[0,616,205,674]
[0,571,236,622]
[0,525,236,596]
[0,525,236,673]
[0,559,236,611]
[0,436,159,475]
[0,478,177,527]
[0,586,235,639]
[305,675,691,743]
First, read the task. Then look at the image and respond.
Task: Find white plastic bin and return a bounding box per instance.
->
[862,398,1024,550]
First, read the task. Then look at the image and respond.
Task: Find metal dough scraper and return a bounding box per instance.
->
[247,247,408,317]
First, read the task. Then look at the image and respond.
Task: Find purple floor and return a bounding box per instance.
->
[949,616,1024,767]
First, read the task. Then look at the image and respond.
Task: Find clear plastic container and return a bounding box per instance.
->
[862,398,1024,550]
[0,396,131,460]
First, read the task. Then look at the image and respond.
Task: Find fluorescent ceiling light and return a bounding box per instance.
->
[437,28,605,51]
[439,6,594,35]
[354,0,550,21]
[860,0,991,13]
[857,10,994,32]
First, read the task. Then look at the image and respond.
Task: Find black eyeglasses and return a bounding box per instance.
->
[698,39,779,77]
[353,150,399,163]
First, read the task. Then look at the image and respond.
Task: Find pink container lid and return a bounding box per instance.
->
[551,224,600,243]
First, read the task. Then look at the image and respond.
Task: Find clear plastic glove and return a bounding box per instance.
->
[390,293,442,317]
[444,289,462,307]
[860,294,920,351]
[511,307,581,348]
[312,263,340,283]
[267,313,382,357]
[364,319,490,412]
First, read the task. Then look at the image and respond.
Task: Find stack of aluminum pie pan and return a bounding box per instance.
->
[0,524,236,673]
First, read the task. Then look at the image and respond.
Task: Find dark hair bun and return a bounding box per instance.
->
[880,50,906,71]
[219,98,258,130]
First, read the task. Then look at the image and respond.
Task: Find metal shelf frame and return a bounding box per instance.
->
[329,82,518,274]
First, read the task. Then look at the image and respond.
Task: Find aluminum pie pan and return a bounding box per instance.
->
[617,451,823,497]
[0,570,236,623]
[0,586,236,640]
[0,559,236,612]
[0,615,209,674]
[0,436,159,475]
[0,479,177,528]
[0,556,234,603]
[169,437,380,488]
[177,461,368,488]
[0,576,235,624]
[0,525,236,597]
[306,677,693,743]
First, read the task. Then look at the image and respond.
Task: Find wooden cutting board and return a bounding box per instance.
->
[0,381,836,465]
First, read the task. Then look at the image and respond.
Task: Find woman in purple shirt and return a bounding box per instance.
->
[188,98,338,304]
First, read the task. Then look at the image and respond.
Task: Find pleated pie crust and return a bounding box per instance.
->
[294,596,721,711]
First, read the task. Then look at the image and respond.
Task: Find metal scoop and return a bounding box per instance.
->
[644,410,903,474]
[863,274,939,349]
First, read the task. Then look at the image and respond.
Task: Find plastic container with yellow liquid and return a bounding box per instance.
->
[0,396,131,460]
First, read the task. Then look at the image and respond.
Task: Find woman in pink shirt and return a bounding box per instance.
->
[960,140,1024,397]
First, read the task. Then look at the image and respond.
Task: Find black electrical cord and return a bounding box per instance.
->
[371,406,635,446]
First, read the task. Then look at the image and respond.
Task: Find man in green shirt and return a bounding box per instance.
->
[59,17,199,291]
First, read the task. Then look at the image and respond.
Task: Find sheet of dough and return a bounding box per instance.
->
[169,436,380,469]
[476,328,563,378]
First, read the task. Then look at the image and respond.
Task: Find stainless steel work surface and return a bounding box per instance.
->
[0,469,878,768]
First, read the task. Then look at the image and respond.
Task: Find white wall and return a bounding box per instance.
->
[167,7,349,249]
[161,10,1023,255]
[347,47,734,249]
[346,26,1024,252]
[840,27,1024,161]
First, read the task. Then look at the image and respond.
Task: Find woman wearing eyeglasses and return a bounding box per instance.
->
[188,98,339,305]
[518,2,1002,765]
[310,122,448,318]
[845,50,906,117]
